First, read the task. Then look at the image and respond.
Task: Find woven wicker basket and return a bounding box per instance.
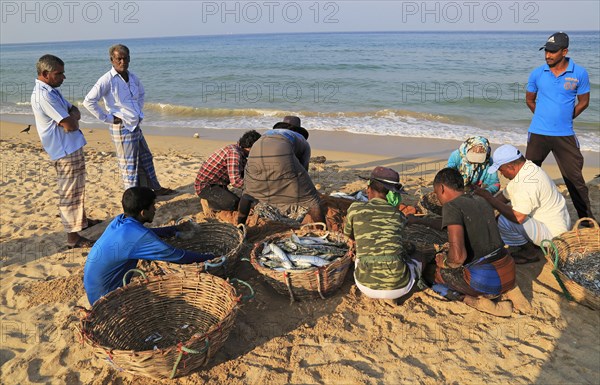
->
[76,271,252,379]
[250,223,355,302]
[148,222,245,278]
[541,218,600,310]
[405,224,447,246]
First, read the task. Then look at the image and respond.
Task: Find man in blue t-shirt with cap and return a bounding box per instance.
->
[525,32,594,223]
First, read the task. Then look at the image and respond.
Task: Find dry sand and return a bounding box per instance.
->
[1,120,599,384]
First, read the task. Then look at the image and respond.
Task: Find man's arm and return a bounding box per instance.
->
[300,144,311,171]
[138,76,145,115]
[83,77,115,124]
[343,207,354,239]
[149,222,196,238]
[58,105,81,132]
[136,230,214,263]
[481,169,501,195]
[442,224,467,268]
[69,105,81,121]
[58,116,79,132]
[228,148,244,188]
[574,93,590,119]
[473,188,528,224]
[526,91,537,114]
[406,215,443,231]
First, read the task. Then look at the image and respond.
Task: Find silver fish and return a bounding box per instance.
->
[267,243,294,269]
[291,233,330,245]
[291,233,346,248]
[288,254,331,267]
[262,259,314,271]
[278,239,299,253]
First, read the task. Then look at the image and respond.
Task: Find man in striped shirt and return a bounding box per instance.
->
[194,130,261,211]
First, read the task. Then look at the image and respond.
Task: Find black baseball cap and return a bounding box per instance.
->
[539,32,569,52]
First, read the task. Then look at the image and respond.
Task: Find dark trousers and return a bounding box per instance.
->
[526,133,595,219]
[197,185,240,211]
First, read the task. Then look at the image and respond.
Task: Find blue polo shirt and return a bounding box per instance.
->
[31,79,86,161]
[527,58,590,136]
[83,215,214,305]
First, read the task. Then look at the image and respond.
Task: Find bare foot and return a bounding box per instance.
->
[502,286,532,314]
[463,295,513,317]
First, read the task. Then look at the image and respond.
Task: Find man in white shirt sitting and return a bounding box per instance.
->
[83,44,174,196]
[474,144,571,264]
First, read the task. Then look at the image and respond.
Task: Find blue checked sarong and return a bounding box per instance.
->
[437,247,516,297]
[110,124,161,190]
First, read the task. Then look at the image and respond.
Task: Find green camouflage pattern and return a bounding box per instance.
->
[344,198,410,290]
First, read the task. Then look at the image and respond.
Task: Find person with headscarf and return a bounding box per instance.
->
[447,136,500,194]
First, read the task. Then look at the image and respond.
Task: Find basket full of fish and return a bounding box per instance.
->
[250,223,355,302]
[541,218,600,310]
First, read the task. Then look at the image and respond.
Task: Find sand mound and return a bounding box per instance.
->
[17,269,85,308]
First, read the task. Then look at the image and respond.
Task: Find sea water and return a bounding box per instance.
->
[1,31,598,151]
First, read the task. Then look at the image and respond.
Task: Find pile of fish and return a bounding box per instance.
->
[561,251,600,295]
[253,202,308,224]
[258,233,348,271]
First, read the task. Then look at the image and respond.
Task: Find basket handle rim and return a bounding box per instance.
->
[204,256,226,268]
[236,223,247,240]
[540,239,574,301]
[300,222,327,231]
[175,216,196,225]
[122,269,147,286]
[573,217,599,233]
[228,278,255,302]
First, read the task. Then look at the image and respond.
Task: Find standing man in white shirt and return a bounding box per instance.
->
[83,44,174,196]
[31,54,100,248]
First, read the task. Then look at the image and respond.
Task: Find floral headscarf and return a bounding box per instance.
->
[457,136,491,186]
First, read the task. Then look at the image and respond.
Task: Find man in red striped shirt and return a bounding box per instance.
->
[194,130,261,211]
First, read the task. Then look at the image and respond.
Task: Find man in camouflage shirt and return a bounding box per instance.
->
[344,167,425,301]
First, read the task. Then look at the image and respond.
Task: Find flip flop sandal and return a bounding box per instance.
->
[83,218,103,229]
[512,254,540,265]
[67,237,95,249]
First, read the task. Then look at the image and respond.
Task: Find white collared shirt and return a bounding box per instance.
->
[503,160,571,237]
[31,79,86,161]
[83,67,145,132]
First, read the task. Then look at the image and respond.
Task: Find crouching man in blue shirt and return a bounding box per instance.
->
[84,187,214,304]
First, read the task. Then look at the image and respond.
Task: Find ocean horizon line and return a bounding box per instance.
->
[2,29,598,46]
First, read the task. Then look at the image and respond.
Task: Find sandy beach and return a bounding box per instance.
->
[1,119,599,384]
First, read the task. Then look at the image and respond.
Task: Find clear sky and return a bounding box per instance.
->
[1,0,599,44]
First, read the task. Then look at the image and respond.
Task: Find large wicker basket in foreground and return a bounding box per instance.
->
[150,222,245,278]
[541,218,600,310]
[250,223,355,302]
[76,272,251,379]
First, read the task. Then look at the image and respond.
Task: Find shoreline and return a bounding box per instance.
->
[1,119,598,182]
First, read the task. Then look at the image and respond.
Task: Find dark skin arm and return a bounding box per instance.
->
[406,214,443,231]
[437,224,467,268]
[526,91,537,114]
[574,93,590,119]
[473,187,528,224]
[59,105,81,132]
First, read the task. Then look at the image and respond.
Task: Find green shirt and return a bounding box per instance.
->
[344,198,410,290]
